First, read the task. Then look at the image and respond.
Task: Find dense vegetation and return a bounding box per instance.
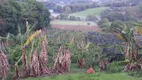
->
[0,0,142,80]
[0,0,50,36]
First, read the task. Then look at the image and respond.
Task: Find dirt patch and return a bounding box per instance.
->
[51,24,102,32]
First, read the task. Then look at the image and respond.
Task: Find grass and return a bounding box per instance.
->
[25,72,142,80]
[51,20,97,26]
[69,7,109,18]
[25,64,142,80]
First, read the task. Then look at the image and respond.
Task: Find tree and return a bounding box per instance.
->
[110,20,142,71]
[98,18,110,29]
[107,12,125,22]
[101,9,126,22]
[21,0,50,30]
[42,1,56,9]
[59,14,68,20]
[69,16,76,20]
[64,6,71,14]
[110,20,125,33]
[53,5,63,13]
[86,15,98,21]
[98,18,109,25]
[0,0,50,36]
[0,0,23,36]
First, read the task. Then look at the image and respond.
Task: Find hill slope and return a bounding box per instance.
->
[69,7,109,18]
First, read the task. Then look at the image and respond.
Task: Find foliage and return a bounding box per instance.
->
[24,30,41,47]
[98,18,109,25]
[128,70,142,77]
[64,2,99,13]
[105,12,125,22]
[101,7,139,22]
[86,15,98,21]
[42,1,56,9]
[53,5,63,13]
[110,20,142,71]
[4,22,40,66]
[87,32,121,45]
[98,18,110,29]
[110,20,126,33]
[0,0,50,36]
[85,43,102,68]
[69,16,76,21]
[107,61,124,73]
[64,6,72,14]
[21,0,50,30]
[101,24,111,32]
[0,0,23,36]
[59,14,69,20]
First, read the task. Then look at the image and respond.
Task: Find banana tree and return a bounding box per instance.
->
[110,20,142,71]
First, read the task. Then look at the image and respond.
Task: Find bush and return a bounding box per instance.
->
[59,14,69,20]
[107,61,124,73]
[110,20,125,33]
[100,22,111,28]
[6,72,13,80]
[128,70,142,77]
[86,15,98,21]
[102,25,111,32]
[98,18,109,25]
[69,16,76,20]
[98,18,110,31]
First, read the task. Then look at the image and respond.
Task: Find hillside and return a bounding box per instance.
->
[69,7,109,18]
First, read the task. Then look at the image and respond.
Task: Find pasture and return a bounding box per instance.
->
[51,20,101,31]
[69,7,109,18]
[51,20,97,26]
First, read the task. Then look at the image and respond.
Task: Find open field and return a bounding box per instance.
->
[69,7,109,18]
[51,20,98,26]
[51,20,101,31]
[51,24,101,31]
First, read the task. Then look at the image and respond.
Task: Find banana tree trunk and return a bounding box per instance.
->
[125,42,130,59]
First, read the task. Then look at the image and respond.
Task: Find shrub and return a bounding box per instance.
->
[69,16,76,20]
[98,18,110,28]
[86,15,98,21]
[128,70,142,77]
[107,61,124,73]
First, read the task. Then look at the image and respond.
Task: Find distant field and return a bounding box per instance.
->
[51,20,98,26]
[69,7,109,18]
[50,20,101,32]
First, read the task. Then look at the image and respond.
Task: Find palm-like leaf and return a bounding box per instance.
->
[135,27,142,35]
[24,29,41,47]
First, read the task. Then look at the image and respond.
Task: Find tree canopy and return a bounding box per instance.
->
[0,0,50,36]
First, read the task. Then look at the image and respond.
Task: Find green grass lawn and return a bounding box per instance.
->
[51,20,97,26]
[69,7,109,18]
[25,64,142,80]
[25,72,142,80]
